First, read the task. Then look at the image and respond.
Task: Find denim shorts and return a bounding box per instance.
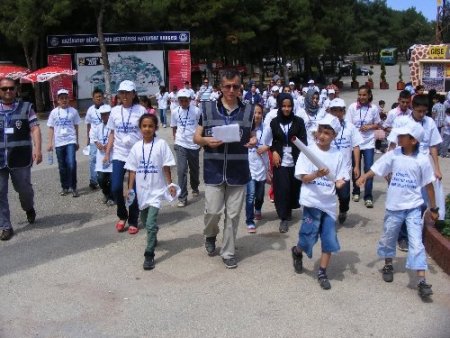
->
[298,206,340,258]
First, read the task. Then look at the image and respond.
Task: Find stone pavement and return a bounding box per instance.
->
[1,67,450,338]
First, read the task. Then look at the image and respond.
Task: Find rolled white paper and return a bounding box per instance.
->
[291,136,336,181]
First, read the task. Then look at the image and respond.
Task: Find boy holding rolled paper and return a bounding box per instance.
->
[292,114,349,290]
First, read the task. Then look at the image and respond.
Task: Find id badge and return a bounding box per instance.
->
[60,128,68,136]
[5,128,14,134]
[283,146,292,154]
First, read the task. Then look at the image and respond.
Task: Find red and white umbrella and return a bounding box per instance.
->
[21,66,77,83]
[0,64,30,80]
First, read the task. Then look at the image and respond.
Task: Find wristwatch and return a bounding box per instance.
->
[430,207,439,213]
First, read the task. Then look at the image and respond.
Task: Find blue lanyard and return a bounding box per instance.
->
[142,138,155,180]
[359,106,369,128]
[178,106,190,130]
[121,105,133,133]
[58,107,69,123]
[256,125,263,145]
[94,106,101,122]
[334,121,345,150]
[101,124,109,144]
[282,123,291,145]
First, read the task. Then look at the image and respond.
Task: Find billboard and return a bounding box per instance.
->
[76,51,164,99]
[168,50,191,91]
[48,54,74,101]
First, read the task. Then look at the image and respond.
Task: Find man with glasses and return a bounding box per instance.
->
[0,77,42,240]
[194,69,256,269]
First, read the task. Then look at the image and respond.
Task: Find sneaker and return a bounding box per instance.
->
[106,199,115,207]
[417,281,433,297]
[365,200,373,208]
[89,183,99,190]
[60,189,69,196]
[0,228,14,241]
[352,194,360,202]
[382,264,394,283]
[318,275,331,290]
[375,149,382,154]
[338,212,347,224]
[143,256,155,270]
[254,210,262,220]
[279,220,289,233]
[291,246,303,273]
[222,257,238,269]
[192,190,199,197]
[247,224,256,233]
[163,124,167,128]
[26,208,36,224]
[205,236,216,256]
[72,190,80,198]
[177,200,186,208]
[397,239,408,252]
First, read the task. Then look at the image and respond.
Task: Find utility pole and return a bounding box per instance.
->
[436,0,446,44]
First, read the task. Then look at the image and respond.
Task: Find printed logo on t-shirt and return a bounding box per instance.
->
[390,172,417,189]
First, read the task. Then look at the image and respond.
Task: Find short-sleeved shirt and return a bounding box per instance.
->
[0,101,39,128]
[124,137,176,210]
[85,104,103,144]
[371,148,435,210]
[296,108,328,145]
[345,102,381,150]
[383,107,412,129]
[248,126,269,181]
[47,106,80,147]
[106,104,146,162]
[170,105,201,150]
[91,123,113,172]
[155,92,169,109]
[168,92,179,111]
[330,121,364,174]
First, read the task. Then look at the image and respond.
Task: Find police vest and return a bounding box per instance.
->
[0,101,33,169]
[201,101,254,185]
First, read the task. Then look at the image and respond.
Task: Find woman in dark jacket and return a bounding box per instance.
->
[266,93,307,233]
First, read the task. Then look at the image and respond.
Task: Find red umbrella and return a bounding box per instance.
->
[0,64,30,80]
[21,66,77,83]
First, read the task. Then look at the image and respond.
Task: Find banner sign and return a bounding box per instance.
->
[48,32,190,48]
[427,45,449,59]
[76,51,164,99]
[168,50,191,91]
[47,54,74,101]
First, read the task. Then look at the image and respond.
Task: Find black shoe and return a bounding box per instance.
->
[143,256,155,270]
[397,239,408,252]
[205,236,216,256]
[382,264,394,282]
[26,208,36,224]
[72,190,80,198]
[222,257,238,269]
[418,281,433,297]
[318,275,331,290]
[279,220,289,233]
[89,183,99,190]
[60,189,69,196]
[0,228,14,241]
[291,246,303,273]
[338,212,347,224]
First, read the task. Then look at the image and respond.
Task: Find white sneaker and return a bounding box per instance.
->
[177,200,186,207]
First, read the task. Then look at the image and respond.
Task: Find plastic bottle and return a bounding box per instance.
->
[47,151,53,165]
[125,189,136,207]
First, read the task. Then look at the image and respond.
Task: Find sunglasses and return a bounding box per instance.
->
[222,84,240,90]
[0,86,15,92]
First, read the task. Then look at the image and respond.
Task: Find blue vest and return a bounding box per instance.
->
[202,100,254,185]
[0,101,33,169]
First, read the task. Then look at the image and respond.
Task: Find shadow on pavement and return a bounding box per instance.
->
[155,233,204,264]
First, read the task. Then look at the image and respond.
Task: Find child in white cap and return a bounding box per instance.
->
[292,114,349,290]
[357,122,439,298]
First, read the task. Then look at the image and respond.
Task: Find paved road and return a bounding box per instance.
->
[2,67,450,338]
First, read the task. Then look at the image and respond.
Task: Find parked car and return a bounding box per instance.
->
[339,63,371,76]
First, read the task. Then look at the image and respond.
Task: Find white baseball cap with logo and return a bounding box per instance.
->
[177,89,191,99]
[393,122,425,143]
[98,104,112,114]
[317,114,342,134]
[329,98,346,109]
[57,89,69,96]
[117,80,136,92]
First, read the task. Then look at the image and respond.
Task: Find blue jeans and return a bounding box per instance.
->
[245,179,265,225]
[336,179,350,213]
[352,148,374,201]
[159,109,167,125]
[397,188,428,244]
[174,145,200,202]
[111,160,139,226]
[89,143,98,185]
[55,143,77,190]
[378,207,427,270]
[297,206,340,259]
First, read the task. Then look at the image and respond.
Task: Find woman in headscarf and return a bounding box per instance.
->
[296,89,327,145]
[263,93,307,233]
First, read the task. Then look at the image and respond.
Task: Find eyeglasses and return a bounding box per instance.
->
[0,86,15,92]
[222,84,240,90]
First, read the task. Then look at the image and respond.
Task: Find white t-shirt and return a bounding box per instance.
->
[383,107,412,129]
[345,102,381,150]
[210,91,220,101]
[107,104,146,162]
[47,106,80,147]
[124,137,176,210]
[296,108,327,145]
[371,148,435,211]
[443,115,450,135]
[296,96,305,109]
[388,115,443,155]
[170,105,201,150]
[248,127,269,181]
[330,121,364,174]
[168,91,179,111]
[262,122,295,167]
[266,96,277,110]
[295,143,349,219]
[91,123,113,172]
[155,92,169,109]
[263,108,278,129]
[85,105,103,144]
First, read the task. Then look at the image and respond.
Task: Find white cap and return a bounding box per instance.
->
[117,80,136,92]
[308,79,315,84]
[393,122,425,143]
[271,86,280,92]
[289,81,295,86]
[57,89,69,96]
[329,98,346,109]
[177,89,191,99]
[321,89,328,94]
[98,104,112,114]
[328,89,336,94]
[317,114,341,134]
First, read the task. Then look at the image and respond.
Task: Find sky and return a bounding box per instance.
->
[386,0,438,21]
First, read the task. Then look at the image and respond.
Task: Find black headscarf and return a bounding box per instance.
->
[276,93,294,125]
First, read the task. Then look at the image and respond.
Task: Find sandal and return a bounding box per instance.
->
[115,220,126,232]
[128,225,139,235]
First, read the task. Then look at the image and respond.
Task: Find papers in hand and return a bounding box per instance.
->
[211,124,241,143]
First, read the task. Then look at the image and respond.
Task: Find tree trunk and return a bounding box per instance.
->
[23,41,44,113]
[97,4,112,104]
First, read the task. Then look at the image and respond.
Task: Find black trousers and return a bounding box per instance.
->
[273,166,301,221]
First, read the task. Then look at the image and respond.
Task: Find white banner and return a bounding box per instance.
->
[76,51,165,99]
